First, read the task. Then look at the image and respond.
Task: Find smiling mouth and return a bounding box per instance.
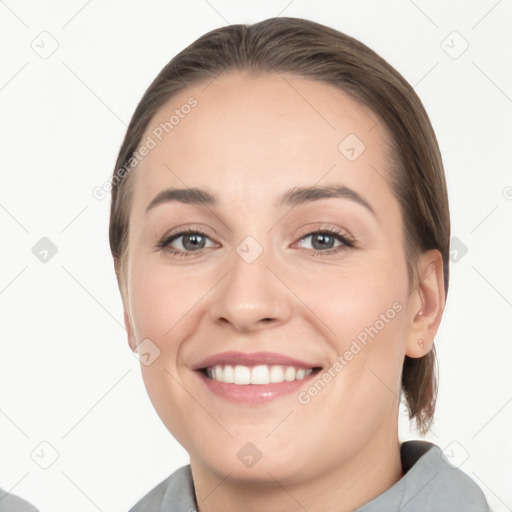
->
[201,364,322,385]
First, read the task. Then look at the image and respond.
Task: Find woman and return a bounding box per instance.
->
[109,17,490,511]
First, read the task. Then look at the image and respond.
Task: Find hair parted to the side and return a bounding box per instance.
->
[109,17,450,435]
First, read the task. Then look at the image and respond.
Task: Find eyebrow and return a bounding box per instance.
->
[145,184,375,216]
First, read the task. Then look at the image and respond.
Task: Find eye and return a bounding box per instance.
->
[157,227,217,257]
[295,227,355,256]
[156,225,356,258]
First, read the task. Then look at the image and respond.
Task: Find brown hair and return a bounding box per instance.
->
[109,17,449,434]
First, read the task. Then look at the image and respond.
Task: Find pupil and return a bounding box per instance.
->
[312,234,334,250]
[183,234,204,251]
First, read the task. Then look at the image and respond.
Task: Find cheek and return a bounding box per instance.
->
[128,257,206,348]
[306,257,407,341]
[303,260,408,397]
[127,257,207,447]
[287,269,407,468]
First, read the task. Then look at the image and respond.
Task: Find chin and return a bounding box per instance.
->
[189,434,319,484]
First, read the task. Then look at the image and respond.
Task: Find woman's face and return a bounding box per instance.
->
[123,72,419,484]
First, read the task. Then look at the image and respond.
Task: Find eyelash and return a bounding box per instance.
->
[156,226,356,258]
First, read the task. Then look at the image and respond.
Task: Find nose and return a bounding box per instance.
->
[208,241,294,333]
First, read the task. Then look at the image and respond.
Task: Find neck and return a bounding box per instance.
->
[190,423,403,512]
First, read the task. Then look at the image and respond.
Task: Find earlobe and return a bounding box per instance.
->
[405,250,446,358]
[407,336,429,358]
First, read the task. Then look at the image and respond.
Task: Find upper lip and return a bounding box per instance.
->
[192,351,322,370]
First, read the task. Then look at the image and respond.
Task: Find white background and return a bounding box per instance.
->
[0,1,511,511]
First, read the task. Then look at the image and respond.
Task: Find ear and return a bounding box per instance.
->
[405,249,446,358]
[123,309,138,352]
[114,256,138,352]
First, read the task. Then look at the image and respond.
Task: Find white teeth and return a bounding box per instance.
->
[269,365,284,383]
[251,365,269,384]
[205,364,313,385]
[284,366,296,381]
[223,364,234,383]
[233,365,251,385]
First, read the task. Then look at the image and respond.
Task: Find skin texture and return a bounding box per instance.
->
[120,72,445,512]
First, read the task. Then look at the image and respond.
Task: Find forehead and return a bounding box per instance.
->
[132,71,395,212]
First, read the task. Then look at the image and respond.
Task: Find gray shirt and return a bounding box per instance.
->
[0,490,39,512]
[129,441,491,511]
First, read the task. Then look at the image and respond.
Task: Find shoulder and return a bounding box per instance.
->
[128,465,197,512]
[0,489,39,512]
[358,440,491,512]
[400,440,491,511]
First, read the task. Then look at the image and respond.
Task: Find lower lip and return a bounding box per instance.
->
[195,370,318,404]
